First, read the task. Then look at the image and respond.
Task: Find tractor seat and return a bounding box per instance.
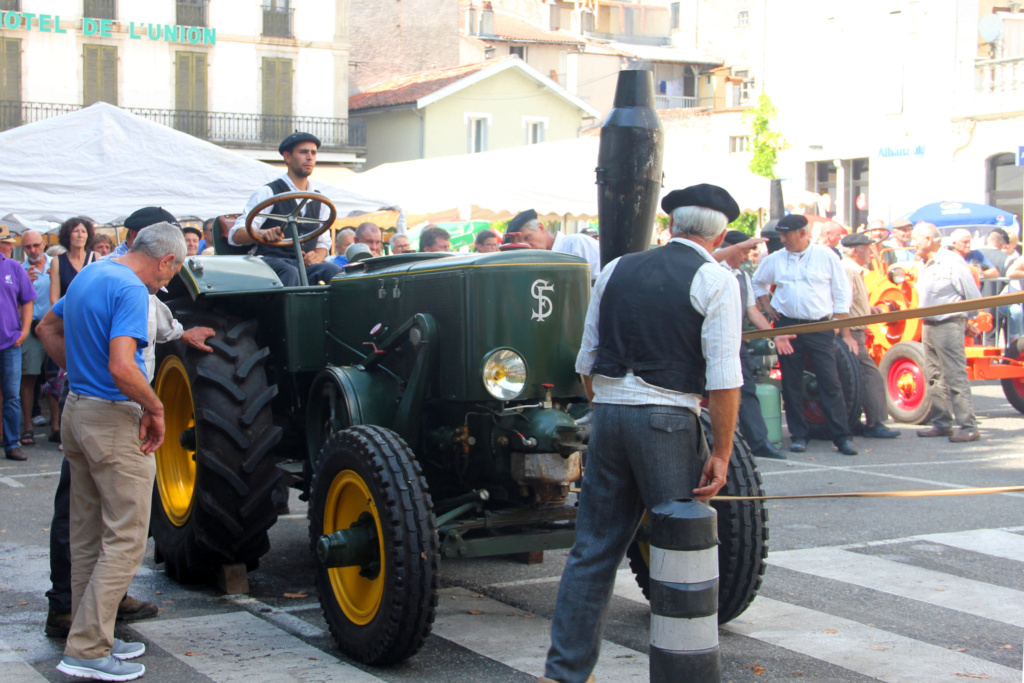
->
[214,214,251,256]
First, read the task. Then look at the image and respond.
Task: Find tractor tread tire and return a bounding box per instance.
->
[1001,338,1024,414]
[310,426,439,666]
[151,314,281,582]
[625,411,768,624]
[807,338,863,440]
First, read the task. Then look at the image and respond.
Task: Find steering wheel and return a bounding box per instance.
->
[244,191,338,247]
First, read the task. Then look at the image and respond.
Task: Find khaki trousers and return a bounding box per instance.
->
[922,318,977,431]
[63,394,155,660]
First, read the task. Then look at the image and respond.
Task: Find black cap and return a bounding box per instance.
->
[278,132,322,155]
[181,225,203,238]
[660,184,740,223]
[776,214,809,231]
[988,227,1010,243]
[124,207,179,232]
[841,232,874,247]
[722,229,750,246]
[506,209,538,234]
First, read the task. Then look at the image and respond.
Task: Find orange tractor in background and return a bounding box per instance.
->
[861,244,1024,422]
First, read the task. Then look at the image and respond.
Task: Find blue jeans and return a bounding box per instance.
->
[545,404,708,683]
[999,303,1022,342]
[0,344,22,449]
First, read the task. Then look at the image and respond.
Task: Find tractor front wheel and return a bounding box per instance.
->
[879,341,932,424]
[309,426,439,665]
[1000,338,1024,414]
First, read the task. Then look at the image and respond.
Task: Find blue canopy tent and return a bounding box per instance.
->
[905,201,1021,238]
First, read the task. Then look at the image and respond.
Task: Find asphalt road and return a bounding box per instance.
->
[2,381,1023,682]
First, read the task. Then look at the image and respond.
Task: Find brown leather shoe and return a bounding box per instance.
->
[116,595,159,622]
[5,447,27,461]
[44,609,72,638]
[949,429,980,443]
[916,427,953,438]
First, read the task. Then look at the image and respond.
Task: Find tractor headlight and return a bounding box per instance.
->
[888,267,906,285]
[482,349,527,401]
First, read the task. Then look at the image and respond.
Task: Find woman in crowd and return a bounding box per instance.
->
[49,217,96,306]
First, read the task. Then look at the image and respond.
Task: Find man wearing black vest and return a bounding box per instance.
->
[543,184,743,683]
[229,132,342,287]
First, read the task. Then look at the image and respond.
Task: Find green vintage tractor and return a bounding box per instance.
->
[151,193,768,665]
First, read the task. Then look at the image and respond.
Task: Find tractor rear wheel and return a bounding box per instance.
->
[879,341,932,424]
[309,426,439,665]
[806,337,864,440]
[625,410,767,624]
[1000,338,1024,414]
[151,317,282,580]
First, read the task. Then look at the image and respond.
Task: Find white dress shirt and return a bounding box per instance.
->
[145,295,184,381]
[751,242,851,320]
[229,174,332,252]
[552,233,601,282]
[576,238,743,412]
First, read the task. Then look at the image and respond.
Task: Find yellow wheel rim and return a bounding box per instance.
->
[154,356,197,527]
[323,470,386,625]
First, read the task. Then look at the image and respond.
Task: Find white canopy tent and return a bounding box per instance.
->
[0,103,398,226]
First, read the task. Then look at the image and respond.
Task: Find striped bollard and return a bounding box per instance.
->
[648,498,720,683]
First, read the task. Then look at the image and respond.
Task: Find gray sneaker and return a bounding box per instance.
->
[111,638,146,660]
[57,654,145,681]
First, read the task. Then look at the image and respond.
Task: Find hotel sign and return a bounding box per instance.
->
[0,11,217,45]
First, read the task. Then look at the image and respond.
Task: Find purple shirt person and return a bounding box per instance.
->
[0,248,37,460]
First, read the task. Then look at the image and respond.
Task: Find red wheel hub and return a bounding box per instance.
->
[888,358,926,410]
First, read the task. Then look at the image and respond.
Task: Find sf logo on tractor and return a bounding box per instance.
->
[531,279,554,321]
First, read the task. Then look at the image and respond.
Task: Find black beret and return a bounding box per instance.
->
[660,184,740,223]
[279,132,321,155]
[840,232,873,247]
[776,214,809,231]
[506,209,538,234]
[988,227,1010,243]
[124,207,179,232]
[181,226,203,238]
[722,229,750,246]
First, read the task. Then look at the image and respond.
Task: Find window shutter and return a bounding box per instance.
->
[100,46,117,104]
[194,53,208,112]
[1,38,21,101]
[262,57,277,116]
[278,59,293,118]
[175,53,192,111]
[83,45,99,105]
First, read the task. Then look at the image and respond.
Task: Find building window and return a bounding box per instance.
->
[671,2,680,29]
[738,10,749,26]
[0,37,21,130]
[262,57,293,142]
[0,1,21,11]
[524,117,547,145]
[175,52,208,137]
[83,0,116,20]
[809,160,838,218]
[729,136,749,153]
[83,44,117,106]
[263,0,294,39]
[176,0,208,27]
[466,114,490,153]
[987,153,1023,227]
[509,45,526,60]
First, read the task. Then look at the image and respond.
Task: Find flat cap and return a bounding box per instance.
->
[279,132,321,155]
[841,232,874,247]
[506,209,537,234]
[660,184,740,223]
[891,218,914,230]
[182,225,203,238]
[776,214,809,231]
[124,207,179,231]
[722,229,750,246]
[988,227,1010,243]
[345,242,373,263]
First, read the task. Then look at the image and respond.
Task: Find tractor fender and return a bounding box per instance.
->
[173,255,285,299]
[305,365,401,468]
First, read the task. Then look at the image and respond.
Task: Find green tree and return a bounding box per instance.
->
[729,211,759,236]
[743,93,782,180]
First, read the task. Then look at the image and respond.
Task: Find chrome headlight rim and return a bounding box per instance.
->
[481,348,528,401]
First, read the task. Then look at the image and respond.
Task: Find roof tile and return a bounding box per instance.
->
[349,58,512,112]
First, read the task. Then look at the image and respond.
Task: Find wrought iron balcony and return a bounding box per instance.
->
[0,101,367,151]
[654,95,699,110]
[263,5,294,39]
[176,0,209,27]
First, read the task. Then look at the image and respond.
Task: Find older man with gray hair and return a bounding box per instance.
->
[38,222,187,681]
[512,209,602,282]
[911,221,982,442]
[543,184,742,683]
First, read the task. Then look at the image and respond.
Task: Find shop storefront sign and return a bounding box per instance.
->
[877,145,925,159]
[0,11,216,45]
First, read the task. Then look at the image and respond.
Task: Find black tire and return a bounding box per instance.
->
[309,426,439,665]
[805,337,864,440]
[879,341,932,424]
[1001,338,1024,415]
[151,317,282,581]
[625,410,768,624]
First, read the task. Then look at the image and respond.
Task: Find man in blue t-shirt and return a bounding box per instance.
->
[38,222,186,681]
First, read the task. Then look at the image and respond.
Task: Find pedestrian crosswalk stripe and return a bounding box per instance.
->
[769,546,1024,627]
[0,638,47,682]
[432,587,649,680]
[133,611,387,682]
[910,528,1024,563]
[724,597,1021,683]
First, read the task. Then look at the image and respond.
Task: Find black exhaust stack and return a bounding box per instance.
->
[595,70,664,268]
